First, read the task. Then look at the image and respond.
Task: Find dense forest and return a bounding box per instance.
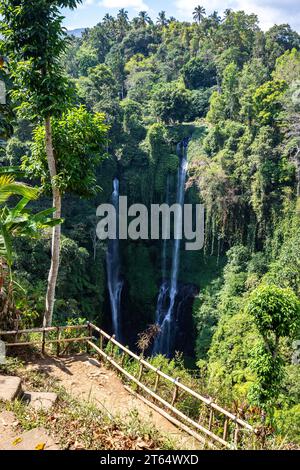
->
[1,1,300,448]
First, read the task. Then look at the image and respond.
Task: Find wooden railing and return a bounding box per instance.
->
[0,324,91,356]
[0,322,257,449]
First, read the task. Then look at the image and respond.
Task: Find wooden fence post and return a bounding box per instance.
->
[171,377,180,407]
[223,417,229,442]
[208,407,214,431]
[154,367,160,393]
[56,327,61,356]
[99,332,103,351]
[42,329,46,355]
[234,419,240,448]
[86,323,91,354]
[136,359,144,392]
[121,351,126,367]
[111,335,116,358]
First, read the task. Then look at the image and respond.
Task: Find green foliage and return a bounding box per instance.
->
[143,122,178,197]
[181,55,217,90]
[245,284,300,407]
[253,80,288,125]
[274,404,300,444]
[246,284,300,342]
[151,81,192,124]
[125,243,157,321]
[207,310,257,404]
[121,99,146,141]
[5,137,31,167]
[75,43,98,76]
[22,106,109,196]
[248,343,285,408]
[273,48,300,84]
[0,0,83,118]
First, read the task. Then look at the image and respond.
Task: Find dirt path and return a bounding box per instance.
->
[25,354,200,450]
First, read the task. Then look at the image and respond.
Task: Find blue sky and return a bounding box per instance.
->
[62,0,300,32]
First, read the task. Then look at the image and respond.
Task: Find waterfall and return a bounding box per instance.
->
[161,176,170,281]
[153,139,189,356]
[106,178,123,341]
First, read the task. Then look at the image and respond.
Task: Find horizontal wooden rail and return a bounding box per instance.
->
[88,322,254,434]
[0,324,87,336]
[4,336,92,347]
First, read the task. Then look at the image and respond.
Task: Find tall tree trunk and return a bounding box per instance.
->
[43,117,61,327]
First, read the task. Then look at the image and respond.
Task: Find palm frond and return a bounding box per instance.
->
[0,175,39,203]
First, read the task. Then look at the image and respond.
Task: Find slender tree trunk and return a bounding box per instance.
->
[43,117,61,327]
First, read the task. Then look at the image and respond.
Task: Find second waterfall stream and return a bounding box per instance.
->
[153,138,189,357]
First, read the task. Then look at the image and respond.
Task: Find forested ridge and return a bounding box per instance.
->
[1,2,300,448]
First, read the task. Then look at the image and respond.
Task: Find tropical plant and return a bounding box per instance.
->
[0,172,61,329]
[246,284,300,407]
[137,11,152,28]
[157,11,168,27]
[193,5,206,24]
[117,8,129,38]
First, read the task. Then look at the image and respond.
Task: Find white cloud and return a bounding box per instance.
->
[175,0,300,31]
[99,0,149,11]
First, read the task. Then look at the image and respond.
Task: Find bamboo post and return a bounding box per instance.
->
[233,409,241,448]
[42,329,46,354]
[111,335,116,358]
[171,377,180,406]
[138,362,144,381]
[56,327,61,356]
[99,332,103,351]
[121,351,126,367]
[234,420,240,448]
[223,417,229,442]
[208,407,214,431]
[105,334,113,363]
[136,359,144,392]
[154,367,160,393]
[86,324,91,354]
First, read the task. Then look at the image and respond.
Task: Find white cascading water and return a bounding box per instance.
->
[106,178,123,341]
[153,140,189,356]
[161,175,170,281]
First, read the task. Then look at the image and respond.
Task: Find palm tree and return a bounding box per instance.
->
[193,5,206,24]
[138,11,152,28]
[157,11,168,27]
[224,8,232,19]
[117,8,129,23]
[103,13,114,26]
[209,11,221,24]
[117,8,129,38]
[131,17,140,29]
